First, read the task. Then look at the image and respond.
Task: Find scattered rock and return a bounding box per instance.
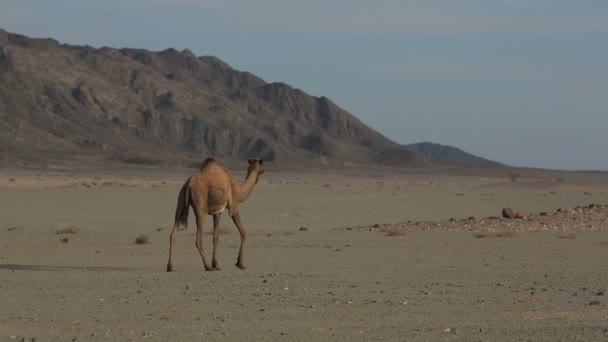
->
[60,237,69,243]
[339,203,608,233]
[299,227,308,232]
[589,300,601,306]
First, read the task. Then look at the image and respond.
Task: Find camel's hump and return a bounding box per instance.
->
[199,157,218,169]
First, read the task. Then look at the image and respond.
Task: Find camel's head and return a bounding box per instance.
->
[247,159,265,175]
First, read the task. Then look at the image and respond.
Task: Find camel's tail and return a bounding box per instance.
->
[174,177,192,231]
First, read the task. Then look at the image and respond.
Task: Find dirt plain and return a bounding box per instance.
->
[1,165,608,341]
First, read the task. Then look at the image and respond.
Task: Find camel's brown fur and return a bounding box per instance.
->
[166,157,265,272]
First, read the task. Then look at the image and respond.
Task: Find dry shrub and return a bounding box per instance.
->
[474,231,517,239]
[7,225,24,232]
[134,234,150,244]
[56,226,80,235]
[495,232,517,238]
[380,226,407,237]
[155,226,164,232]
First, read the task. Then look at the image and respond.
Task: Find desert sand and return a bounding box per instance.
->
[1,167,608,341]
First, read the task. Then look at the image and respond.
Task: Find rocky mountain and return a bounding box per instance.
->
[0,29,502,169]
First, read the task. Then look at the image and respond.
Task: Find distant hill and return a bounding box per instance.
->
[405,142,504,168]
[0,29,503,169]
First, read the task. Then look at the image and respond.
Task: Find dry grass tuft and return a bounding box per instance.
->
[134,234,150,245]
[557,234,576,240]
[155,226,164,232]
[7,225,25,232]
[56,226,80,235]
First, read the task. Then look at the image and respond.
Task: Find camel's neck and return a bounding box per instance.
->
[239,170,260,203]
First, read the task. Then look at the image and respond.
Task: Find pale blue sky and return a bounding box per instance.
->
[2,0,607,170]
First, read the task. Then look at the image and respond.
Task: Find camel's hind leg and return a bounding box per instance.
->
[231,212,247,270]
[166,223,179,272]
[211,214,222,270]
[195,212,214,271]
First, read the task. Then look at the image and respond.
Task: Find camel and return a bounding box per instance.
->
[166,157,265,272]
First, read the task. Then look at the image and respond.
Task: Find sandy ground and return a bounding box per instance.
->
[1,168,608,341]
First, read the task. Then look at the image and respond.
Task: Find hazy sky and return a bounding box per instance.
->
[2,0,607,170]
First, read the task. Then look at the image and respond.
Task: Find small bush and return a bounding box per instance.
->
[7,225,24,232]
[56,226,80,235]
[135,234,150,244]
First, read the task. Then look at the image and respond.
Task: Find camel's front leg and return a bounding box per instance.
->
[231,212,247,270]
[211,213,222,270]
[194,213,214,271]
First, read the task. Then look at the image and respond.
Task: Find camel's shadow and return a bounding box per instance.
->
[0,263,133,272]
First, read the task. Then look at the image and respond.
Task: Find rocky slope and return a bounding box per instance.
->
[406,142,504,168]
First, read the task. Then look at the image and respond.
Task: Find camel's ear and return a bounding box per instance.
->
[248,159,255,165]
[259,159,264,165]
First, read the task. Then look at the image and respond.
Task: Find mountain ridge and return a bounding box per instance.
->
[0,29,502,169]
